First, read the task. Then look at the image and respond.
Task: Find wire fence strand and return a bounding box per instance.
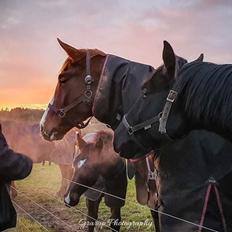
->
[12,186,118,232]
[11,186,74,231]
[12,200,49,232]
[63,177,219,232]
[11,176,219,232]
[41,189,119,232]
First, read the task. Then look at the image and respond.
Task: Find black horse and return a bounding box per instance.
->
[113,41,204,158]
[64,131,127,232]
[0,124,32,230]
[113,43,232,231]
[114,127,232,231]
[115,41,232,155]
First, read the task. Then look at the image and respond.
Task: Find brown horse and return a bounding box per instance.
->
[40,39,154,141]
[40,39,160,230]
[64,130,127,232]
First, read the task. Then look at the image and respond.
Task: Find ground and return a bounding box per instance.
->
[6,164,154,232]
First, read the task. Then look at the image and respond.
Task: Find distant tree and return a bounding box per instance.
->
[0,108,44,123]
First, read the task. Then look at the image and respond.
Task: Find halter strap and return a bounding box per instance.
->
[146,156,158,181]
[158,89,178,135]
[86,51,91,76]
[122,113,161,135]
[48,50,94,129]
[122,89,178,140]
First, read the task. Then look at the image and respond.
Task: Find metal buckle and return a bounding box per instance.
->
[208,177,216,184]
[84,90,92,99]
[58,109,66,118]
[167,90,178,103]
[128,127,134,135]
[144,125,152,130]
[148,170,158,180]
[85,75,94,85]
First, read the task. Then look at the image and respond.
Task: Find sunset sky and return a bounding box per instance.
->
[0,0,232,108]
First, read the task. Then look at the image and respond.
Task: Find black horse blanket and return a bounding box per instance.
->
[158,130,232,232]
[0,129,32,231]
[93,54,154,127]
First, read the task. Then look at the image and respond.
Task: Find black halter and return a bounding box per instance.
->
[122,89,178,140]
[48,50,94,129]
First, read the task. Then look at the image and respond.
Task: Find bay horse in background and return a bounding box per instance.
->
[2,121,78,197]
[64,130,127,232]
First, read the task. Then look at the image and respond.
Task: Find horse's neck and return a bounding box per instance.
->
[93,55,155,127]
[99,148,122,178]
[92,55,128,126]
[102,158,125,180]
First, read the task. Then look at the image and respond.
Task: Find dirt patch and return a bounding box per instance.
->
[14,194,89,232]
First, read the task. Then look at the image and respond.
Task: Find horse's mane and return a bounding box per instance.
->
[175,61,232,130]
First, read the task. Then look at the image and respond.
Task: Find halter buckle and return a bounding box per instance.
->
[58,109,66,118]
[148,171,157,180]
[85,75,94,85]
[167,90,178,103]
[84,90,92,99]
[128,127,134,135]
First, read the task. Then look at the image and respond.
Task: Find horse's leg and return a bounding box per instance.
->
[110,207,121,231]
[86,198,101,232]
[150,210,160,232]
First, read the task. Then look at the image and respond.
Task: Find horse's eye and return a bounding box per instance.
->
[58,72,69,83]
[59,79,67,84]
[59,75,68,84]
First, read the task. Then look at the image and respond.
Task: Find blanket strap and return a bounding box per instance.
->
[198,177,227,232]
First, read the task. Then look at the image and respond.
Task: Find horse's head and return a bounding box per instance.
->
[64,132,105,206]
[40,39,106,141]
[114,41,203,158]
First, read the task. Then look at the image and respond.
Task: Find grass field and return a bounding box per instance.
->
[7,163,154,232]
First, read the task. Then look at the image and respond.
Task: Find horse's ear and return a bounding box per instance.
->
[77,133,86,150]
[194,53,204,62]
[57,38,85,60]
[162,40,176,78]
[95,138,103,150]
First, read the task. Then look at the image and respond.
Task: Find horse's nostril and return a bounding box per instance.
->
[40,128,52,140]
